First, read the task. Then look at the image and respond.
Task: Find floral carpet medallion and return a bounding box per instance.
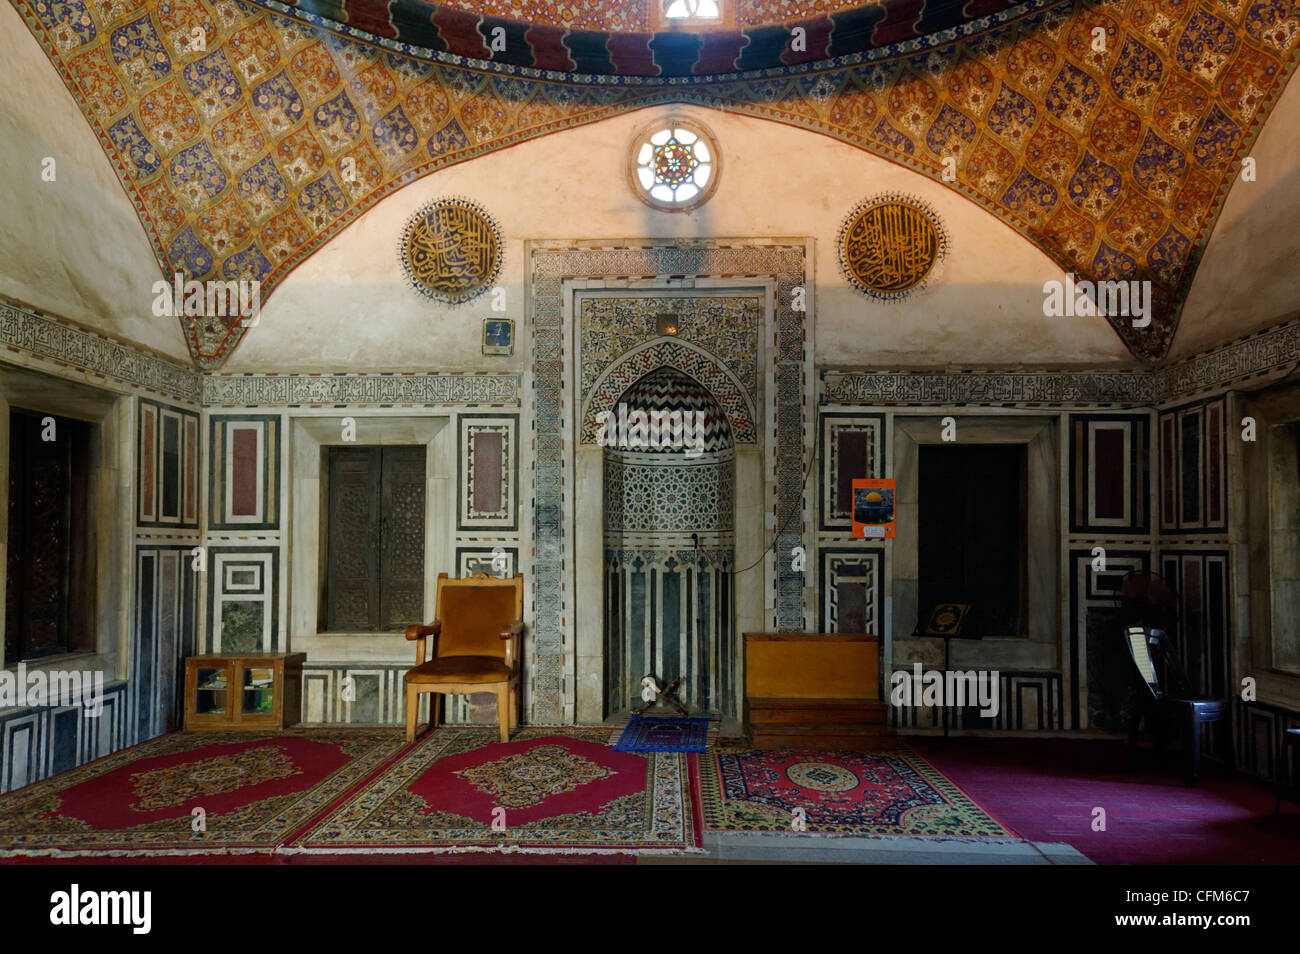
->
[697,747,1018,839]
[454,745,612,809]
[129,747,301,811]
[290,728,700,853]
[0,730,405,857]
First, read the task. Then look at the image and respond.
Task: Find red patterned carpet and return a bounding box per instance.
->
[6,731,1291,863]
[695,745,1018,839]
[288,727,699,855]
[0,730,404,857]
[927,739,1300,864]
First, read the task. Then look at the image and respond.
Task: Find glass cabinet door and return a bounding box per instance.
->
[241,664,276,719]
[194,664,230,716]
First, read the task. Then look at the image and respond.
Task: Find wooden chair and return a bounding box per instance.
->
[404,573,524,743]
[1124,626,1225,786]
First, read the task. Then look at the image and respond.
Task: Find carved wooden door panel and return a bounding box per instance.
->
[327,447,382,631]
[5,410,73,661]
[326,446,426,632]
[379,446,426,630]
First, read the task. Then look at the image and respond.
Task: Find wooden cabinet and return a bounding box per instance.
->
[743,634,890,749]
[183,653,306,731]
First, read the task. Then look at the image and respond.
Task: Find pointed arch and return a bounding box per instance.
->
[580,338,756,444]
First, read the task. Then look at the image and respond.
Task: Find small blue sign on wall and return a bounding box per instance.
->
[482,318,513,356]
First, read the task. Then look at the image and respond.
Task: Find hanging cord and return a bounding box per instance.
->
[727,408,823,577]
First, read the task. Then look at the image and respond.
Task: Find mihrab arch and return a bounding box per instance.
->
[580,338,758,445]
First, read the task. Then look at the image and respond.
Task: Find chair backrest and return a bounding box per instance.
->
[1125,626,1161,698]
[1125,625,1200,700]
[434,573,523,659]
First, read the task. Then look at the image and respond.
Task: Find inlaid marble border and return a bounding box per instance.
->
[206,548,280,655]
[202,372,521,407]
[1066,547,1150,732]
[457,414,519,531]
[818,546,884,636]
[818,412,885,530]
[0,301,201,404]
[821,316,1300,409]
[529,240,809,723]
[455,546,519,579]
[1155,319,1300,402]
[822,371,1155,406]
[0,682,130,794]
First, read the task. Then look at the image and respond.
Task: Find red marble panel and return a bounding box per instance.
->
[230,427,260,518]
[1093,426,1125,520]
[472,431,503,515]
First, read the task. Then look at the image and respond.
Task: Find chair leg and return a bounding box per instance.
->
[405,686,419,743]
[1182,715,1202,787]
[496,686,510,743]
[429,692,440,731]
[509,685,518,730]
[1128,708,1142,767]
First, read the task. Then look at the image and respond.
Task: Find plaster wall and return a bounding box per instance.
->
[0,6,190,361]
[225,106,1135,373]
[1173,73,1300,360]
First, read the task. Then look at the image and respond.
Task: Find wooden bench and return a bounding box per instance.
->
[744,633,891,749]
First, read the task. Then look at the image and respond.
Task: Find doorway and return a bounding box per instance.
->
[918,443,1027,637]
[6,408,95,661]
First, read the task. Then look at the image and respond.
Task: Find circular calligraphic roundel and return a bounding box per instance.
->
[399,197,503,304]
[838,195,946,300]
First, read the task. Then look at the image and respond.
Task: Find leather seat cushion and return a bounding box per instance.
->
[406,655,511,684]
[437,586,517,657]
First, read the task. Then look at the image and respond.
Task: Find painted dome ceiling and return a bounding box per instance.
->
[259,0,1034,79]
[9,0,1300,367]
[426,0,903,32]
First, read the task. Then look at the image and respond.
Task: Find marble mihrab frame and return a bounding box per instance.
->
[528,240,811,724]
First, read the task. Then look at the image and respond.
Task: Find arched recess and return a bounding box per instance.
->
[602,366,738,718]
[580,337,757,446]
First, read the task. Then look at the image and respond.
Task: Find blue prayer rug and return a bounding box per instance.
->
[613,716,712,753]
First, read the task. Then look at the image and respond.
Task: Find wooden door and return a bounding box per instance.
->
[326,446,426,632]
[327,447,382,631]
[378,446,426,630]
[5,411,78,660]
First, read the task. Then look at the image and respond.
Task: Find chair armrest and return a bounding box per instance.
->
[407,621,441,668]
[406,621,441,640]
[500,619,524,670]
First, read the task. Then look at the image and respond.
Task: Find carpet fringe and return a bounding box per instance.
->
[0,846,278,859]
[710,832,1029,844]
[275,844,706,856]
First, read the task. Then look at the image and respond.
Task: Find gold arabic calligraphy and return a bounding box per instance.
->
[404,202,500,301]
[842,202,939,294]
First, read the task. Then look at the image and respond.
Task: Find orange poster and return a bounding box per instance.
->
[851,478,896,538]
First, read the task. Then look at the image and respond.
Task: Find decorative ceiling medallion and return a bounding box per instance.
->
[629,118,721,212]
[838,195,948,302]
[399,197,503,304]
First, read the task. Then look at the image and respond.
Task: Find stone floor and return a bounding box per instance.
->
[639,833,1090,865]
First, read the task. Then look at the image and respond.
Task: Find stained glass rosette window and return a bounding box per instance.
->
[632,123,718,210]
[665,0,721,18]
